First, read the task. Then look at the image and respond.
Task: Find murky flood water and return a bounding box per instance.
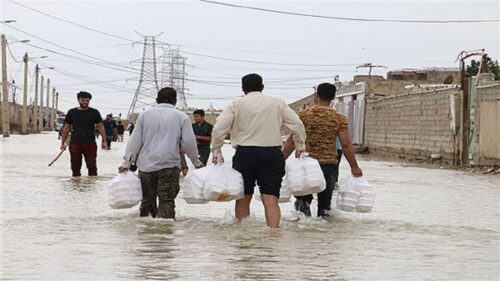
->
[2,133,499,280]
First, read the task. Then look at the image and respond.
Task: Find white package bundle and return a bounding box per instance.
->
[286,156,326,196]
[107,172,142,209]
[183,165,210,204]
[203,164,244,202]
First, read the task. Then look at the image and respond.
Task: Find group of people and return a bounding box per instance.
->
[102,115,126,149]
[60,73,363,228]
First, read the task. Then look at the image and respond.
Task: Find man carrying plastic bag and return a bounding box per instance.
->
[211,73,306,228]
[118,87,203,219]
[283,83,363,218]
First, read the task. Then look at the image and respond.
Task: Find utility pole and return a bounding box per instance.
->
[21,52,29,134]
[39,75,44,131]
[45,78,50,130]
[1,34,10,137]
[456,49,485,165]
[50,87,55,130]
[33,64,39,131]
[55,92,59,121]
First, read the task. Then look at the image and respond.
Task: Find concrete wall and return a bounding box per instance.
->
[364,89,461,164]
[474,83,500,165]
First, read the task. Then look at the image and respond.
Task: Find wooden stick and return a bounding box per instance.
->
[48,148,65,167]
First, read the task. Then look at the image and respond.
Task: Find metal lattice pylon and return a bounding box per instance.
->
[127,36,160,118]
[160,48,188,109]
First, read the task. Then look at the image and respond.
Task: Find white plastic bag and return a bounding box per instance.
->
[107,172,142,209]
[203,163,244,202]
[253,175,291,203]
[182,163,210,204]
[336,176,375,213]
[286,155,326,196]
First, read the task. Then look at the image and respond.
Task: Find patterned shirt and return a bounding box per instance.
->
[299,105,348,164]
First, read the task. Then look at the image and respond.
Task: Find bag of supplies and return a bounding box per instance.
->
[203,163,244,202]
[107,172,142,209]
[286,155,326,196]
[183,164,210,204]
[336,176,375,213]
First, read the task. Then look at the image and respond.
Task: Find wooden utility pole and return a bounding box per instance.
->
[39,75,44,131]
[21,52,28,134]
[1,34,10,137]
[45,78,50,130]
[50,87,55,130]
[33,64,39,131]
[55,92,59,120]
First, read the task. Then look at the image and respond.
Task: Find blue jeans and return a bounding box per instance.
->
[295,163,338,216]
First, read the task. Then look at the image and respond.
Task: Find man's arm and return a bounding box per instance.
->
[181,117,203,167]
[282,133,295,160]
[282,104,306,155]
[96,122,107,149]
[195,135,211,142]
[211,103,235,159]
[60,123,71,150]
[338,130,363,177]
[119,116,144,172]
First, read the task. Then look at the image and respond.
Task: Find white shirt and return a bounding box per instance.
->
[122,103,201,172]
[212,91,306,155]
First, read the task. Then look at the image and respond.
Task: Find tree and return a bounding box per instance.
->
[466,56,500,80]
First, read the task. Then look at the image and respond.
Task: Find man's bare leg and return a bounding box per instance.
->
[235,194,252,222]
[261,194,280,228]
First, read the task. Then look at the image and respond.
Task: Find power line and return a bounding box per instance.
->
[200,0,500,24]
[5,42,23,63]
[33,60,135,92]
[6,35,140,74]
[179,49,360,67]
[3,24,140,73]
[8,0,136,42]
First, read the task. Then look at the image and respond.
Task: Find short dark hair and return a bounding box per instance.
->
[77,91,92,99]
[157,87,176,104]
[242,73,264,92]
[316,83,337,101]
[193,109,205,116]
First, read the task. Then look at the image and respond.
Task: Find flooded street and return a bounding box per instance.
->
[2,133,499,280]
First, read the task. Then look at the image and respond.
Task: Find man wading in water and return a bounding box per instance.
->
[60,91,107,177]
[119,87,203,219]
[211,73,306,228]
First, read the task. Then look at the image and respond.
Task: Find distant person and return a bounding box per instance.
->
[119,87,203,219]
[335,136,343,189]
[192,109,213,165]
[117,121,125,142]
[128,122,135,135]
[60,91,107,177]
[112,119,119,141]
[103,114,115,150]
[283,83,363,218]
[211,73,306,228]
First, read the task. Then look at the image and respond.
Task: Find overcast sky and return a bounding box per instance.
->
[2,0,499,116]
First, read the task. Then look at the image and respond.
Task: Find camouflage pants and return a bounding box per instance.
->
[139,167,180,219]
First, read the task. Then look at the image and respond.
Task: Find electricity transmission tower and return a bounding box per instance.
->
[127,36,160,118]
[160,48,188,109]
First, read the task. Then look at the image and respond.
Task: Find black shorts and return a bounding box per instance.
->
[232,146,285,198]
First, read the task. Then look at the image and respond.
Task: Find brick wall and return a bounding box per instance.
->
[364,89,461,164]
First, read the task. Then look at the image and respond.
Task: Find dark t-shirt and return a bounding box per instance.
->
[117,124,125,134]
[192,121,213,147]
[103,120,117,136]
[64,107,103,144]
